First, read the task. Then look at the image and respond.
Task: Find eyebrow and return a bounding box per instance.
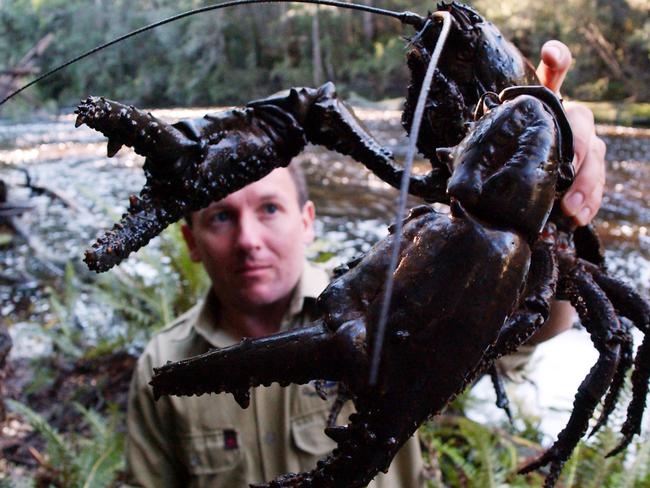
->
[201,202,228,212]
[255,191,286,201]
[249,195,289,209]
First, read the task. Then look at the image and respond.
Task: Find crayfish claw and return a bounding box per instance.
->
[233,389,251,409]
[606,431,636,458]
[324,425,350,443]
[518,448,554,475]
[544,461,564,488]
[518,445,570,488]
[106,138,123,157]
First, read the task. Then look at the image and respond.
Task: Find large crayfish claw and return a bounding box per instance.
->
[77,95,308,272]
[77,97,204,272]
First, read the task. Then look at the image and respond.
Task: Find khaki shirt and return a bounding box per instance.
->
[126,262,424,488]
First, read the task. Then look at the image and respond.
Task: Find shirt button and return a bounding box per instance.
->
[264,431,277,445]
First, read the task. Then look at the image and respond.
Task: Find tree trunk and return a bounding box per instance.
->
[580,22,638,98]
[0,33,54,105]
[312,6,324,86]
[362,0,374,44]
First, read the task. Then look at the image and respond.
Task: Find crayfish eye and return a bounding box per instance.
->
[462,7,482,24]
[441,1,484,28]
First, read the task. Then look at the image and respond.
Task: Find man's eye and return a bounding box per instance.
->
[264,203,278,214]
[212,211,231,223]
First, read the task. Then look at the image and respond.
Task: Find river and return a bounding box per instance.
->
[1,106,649,443]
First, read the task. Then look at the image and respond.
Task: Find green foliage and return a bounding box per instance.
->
[44,262,85,358]
[91,222,209,340]
[37,222,208,360]
[421,415,541,487]
[419,408,650,487]
[1,0,647,110]
[6,400,124,488]
[555,428,650,488]
[625,434,650,488]
[95,221,207,346]
[581,101,650,127]
[560,427,625,487]
[473,0,650,102]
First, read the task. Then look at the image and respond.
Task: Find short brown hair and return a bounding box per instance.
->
[185,161,309,227]
[287,160,309,207]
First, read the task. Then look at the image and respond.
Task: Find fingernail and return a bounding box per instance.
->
[546,44,563,66]
[577,207,591,225]
[564,191,583,215]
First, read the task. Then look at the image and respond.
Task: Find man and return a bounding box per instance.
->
[126,41,606,487]
[126,164,425,487]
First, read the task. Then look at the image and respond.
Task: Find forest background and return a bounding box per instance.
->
[1,0,649,114]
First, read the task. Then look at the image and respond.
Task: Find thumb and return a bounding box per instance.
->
[536,40,572,94]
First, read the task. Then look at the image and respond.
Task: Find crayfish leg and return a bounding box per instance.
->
[475,237,558,373]
[589,320,633,437]
[284,83,450,203]
[519,267,622,486]
[582,262,650,455]
[487,364,513,424]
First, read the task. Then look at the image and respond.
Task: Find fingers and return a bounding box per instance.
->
[536,40,572,94]
[561,102,607,226]
[536,41,606,226]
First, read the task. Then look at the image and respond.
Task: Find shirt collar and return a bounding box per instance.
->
[193,260,329,348]
[286,260,330,318]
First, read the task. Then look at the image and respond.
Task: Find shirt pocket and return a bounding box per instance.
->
[179,429,245,477]
[290,410,337,459]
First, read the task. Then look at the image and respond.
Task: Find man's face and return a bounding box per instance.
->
[182,168,315,310]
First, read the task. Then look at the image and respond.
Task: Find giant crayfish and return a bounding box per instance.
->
[59,1,650,487]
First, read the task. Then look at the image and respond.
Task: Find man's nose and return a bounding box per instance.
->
[235,212,263,251]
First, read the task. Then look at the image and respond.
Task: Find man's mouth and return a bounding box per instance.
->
[236,264,272,276]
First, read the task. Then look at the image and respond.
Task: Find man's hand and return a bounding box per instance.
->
[536,40,607,226]
[525,41,607,344]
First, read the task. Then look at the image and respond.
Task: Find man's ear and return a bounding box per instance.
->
[181,223,202,262]
[301,200,316,245]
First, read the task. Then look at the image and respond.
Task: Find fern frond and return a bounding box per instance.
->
[6,399,75,473]
[619,433,650,488]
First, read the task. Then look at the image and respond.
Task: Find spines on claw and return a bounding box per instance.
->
[84,197,180,272]
[76,96,199,272]
[75,96,198,161]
